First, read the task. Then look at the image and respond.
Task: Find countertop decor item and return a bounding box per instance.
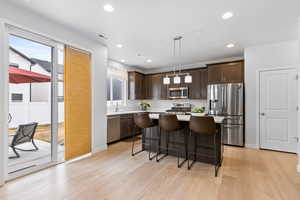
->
[191,107,206,116]
[140,102,151,111]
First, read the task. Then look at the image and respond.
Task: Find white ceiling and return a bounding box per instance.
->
[7,0,300,68]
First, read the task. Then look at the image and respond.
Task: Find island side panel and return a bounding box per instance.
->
[143,120,223,165]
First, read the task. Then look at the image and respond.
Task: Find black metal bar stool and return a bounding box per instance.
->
[188,116,220,176]
[132,112,158,160]
[157,114,188,168]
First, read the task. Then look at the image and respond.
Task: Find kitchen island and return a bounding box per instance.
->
[141,114,224,165]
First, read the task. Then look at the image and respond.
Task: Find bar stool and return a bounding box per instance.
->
[157,114,188,168]
[132,112,158,160]
[188,116,220,176]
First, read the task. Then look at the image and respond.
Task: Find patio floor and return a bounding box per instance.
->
[8,139,64,174]
[7,123,65,175]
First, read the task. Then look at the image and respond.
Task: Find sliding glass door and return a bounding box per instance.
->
[6,26,64,178]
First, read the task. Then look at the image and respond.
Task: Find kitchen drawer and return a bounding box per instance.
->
[222,124,244,146]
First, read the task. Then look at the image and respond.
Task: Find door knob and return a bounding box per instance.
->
[260,113,265,116]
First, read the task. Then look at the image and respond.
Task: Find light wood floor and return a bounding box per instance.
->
[0,139,299,200]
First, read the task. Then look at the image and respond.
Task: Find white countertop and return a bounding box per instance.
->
[107,110,165,116]
[149,113,224,124]
[107,111,224,123]
[107,110,145,116]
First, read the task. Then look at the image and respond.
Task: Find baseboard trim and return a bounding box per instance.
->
[66,153,92,164]
[92,144,107,154]
[245,144,259,149]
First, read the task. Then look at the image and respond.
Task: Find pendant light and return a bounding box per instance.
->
[163,75,170,84]
[173,36,182,84]
[163,35,192,85]
[174,75,181,84]
[185,73,192,83]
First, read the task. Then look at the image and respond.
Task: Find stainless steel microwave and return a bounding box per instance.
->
[168,87,188,99]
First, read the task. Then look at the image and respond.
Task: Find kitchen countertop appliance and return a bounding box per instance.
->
[208,83,244,147]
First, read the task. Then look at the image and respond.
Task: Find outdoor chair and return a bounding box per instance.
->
[9,122,39,159]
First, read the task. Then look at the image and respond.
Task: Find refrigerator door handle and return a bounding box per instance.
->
[223,124,242,128]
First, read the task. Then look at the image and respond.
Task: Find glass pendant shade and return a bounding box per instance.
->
[173,75,181,84]
[184,74,192,83]
[163,76,170,85]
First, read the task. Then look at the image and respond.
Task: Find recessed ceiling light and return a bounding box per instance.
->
[116,44,123,48]
[222,12,233,20]
[120,59,126,63]
[104,4,114,12]
[146,59,152,63]
[226,43,235,48]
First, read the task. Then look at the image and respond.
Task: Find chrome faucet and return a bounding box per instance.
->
[115,102,119,112]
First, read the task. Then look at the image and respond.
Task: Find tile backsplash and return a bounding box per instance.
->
[108,99,207,113]
[142,99,207,111]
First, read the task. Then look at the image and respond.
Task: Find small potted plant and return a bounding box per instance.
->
[140,102,151,111]
[191,107,206,117]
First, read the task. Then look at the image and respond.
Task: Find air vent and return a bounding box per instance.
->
[98,34,108,40]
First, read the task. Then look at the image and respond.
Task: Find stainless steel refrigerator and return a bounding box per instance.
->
[207,83,244,147]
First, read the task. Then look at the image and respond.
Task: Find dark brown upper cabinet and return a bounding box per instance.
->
[143,75,152,99]
[150,74,162,100]
[160,76,169,100]
[128,68,208,100]
[185,68,207,100]
[200,68,208,99]
[144,74,168,100]
[128,72,145,100]
[207,61,244,84]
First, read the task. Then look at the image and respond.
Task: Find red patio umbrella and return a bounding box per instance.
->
[9,66,51,84]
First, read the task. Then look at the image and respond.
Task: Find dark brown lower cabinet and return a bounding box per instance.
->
[107,114,140,144]
[120,114,135,139]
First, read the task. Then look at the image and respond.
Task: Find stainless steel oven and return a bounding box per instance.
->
[168,87,188,99]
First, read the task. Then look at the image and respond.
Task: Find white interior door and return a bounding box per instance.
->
[259,69,298,153]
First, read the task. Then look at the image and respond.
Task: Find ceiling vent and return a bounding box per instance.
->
[98,34,108,40]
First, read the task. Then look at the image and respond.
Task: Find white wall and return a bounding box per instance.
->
[30,63,52,102]
[298,19,300,173]
[244,40,299,148]
[9,102,64,128]
[0,20,9,186]
[0,1,108,184]
[143,56,243,74]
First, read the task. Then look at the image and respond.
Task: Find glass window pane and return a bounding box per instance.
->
[107,78,111,100]
[57,45,65,162]
[8,34,52,174]
[112,79,123,101]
